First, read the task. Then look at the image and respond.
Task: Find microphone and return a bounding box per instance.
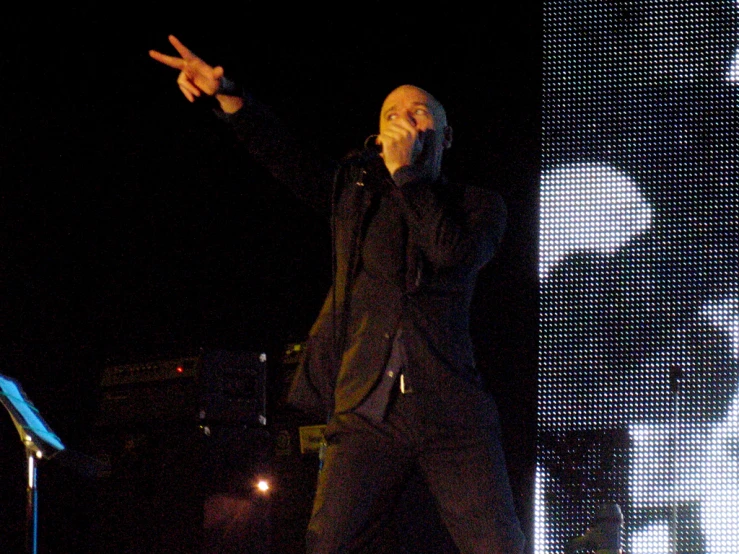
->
[340,135,382,167]
[358,143,382,163]
[359,134,382,162]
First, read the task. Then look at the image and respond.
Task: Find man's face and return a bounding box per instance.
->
[378,85,452,177]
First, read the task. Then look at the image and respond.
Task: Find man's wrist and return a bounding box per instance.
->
[214,77,245,113]
[215,94,244,114]
[392,165,422,188]
[215,76,240,96]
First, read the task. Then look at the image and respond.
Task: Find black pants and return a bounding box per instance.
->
[306,381,526,554]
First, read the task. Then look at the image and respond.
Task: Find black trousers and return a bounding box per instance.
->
[306,379,526,554]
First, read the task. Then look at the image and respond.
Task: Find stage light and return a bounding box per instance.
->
[256,479,270,493]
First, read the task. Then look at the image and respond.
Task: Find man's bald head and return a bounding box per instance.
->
[378,85,453,181]
[379,85,448,129]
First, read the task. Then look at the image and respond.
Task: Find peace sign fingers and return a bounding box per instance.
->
[167,35,197,61]
[149,35,221,97]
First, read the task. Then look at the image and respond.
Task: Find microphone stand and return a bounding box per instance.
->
[26,443,40,554]
[0,375,66,554]
[668,365,683,554]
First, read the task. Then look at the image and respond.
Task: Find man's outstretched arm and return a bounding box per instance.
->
[149,35,336,215]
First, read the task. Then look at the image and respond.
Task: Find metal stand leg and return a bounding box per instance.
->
[669,365,683,554]
[26,449,39,554]
[0,375,66,554]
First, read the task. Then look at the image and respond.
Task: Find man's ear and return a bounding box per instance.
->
[443,125,453,149]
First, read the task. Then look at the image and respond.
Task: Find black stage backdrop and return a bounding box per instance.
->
[0,6,540,553]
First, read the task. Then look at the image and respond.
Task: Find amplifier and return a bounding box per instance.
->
[96,351,267,427]
[199,350,267,426]
[99,357,200,387]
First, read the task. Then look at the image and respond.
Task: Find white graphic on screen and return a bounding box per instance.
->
[727,47,739,83]
[539,162,653,279]
[727,0,739,85]
[534,465,549,554]
[701,299,738,554]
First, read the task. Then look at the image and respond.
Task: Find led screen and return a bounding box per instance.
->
[538,2,739,553]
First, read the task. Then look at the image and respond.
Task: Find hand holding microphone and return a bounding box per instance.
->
[377,118,427,176]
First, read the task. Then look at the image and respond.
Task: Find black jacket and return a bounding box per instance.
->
[222,95,507,418]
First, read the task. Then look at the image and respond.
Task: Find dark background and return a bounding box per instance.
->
[0,6,540,552]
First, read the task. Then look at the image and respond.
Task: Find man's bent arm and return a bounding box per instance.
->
[393,174,507,272]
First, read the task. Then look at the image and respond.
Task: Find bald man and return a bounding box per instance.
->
[151,36,526,554]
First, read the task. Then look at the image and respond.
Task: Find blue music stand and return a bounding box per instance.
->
[0,375,65,554]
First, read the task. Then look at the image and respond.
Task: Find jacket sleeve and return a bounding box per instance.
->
[392,169,507,271]
[216,95,336,216]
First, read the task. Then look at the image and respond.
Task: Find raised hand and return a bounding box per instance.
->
[150,35,243,108]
